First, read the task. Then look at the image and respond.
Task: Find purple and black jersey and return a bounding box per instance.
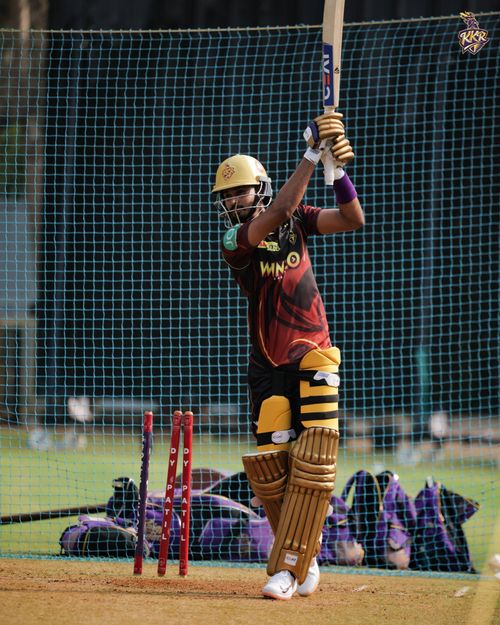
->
[222,204,332,366]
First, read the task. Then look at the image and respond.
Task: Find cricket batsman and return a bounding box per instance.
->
[212,112,364,599]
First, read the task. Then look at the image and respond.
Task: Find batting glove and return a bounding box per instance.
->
[331,134,355,165]
[321,147,346,185]
[303,125,325,164]
[303,111,347,165]
[305,111,345,147]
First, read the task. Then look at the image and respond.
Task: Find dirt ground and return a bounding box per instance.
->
[0,558,498,625]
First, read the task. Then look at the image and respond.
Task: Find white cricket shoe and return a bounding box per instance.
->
[297,557,320,597]
[262,570,297,600]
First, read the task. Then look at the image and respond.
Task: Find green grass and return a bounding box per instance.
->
[1,426,498,572]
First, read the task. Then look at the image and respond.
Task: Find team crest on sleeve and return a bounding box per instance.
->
[223,225,240,251]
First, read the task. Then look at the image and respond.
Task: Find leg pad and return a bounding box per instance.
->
[267,427,339,584]
[242,450,288,535]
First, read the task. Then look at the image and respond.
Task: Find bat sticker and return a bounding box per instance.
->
[323,43,334,106]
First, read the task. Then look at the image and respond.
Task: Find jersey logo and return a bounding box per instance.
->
[258,240,280,252]
[223,225,240,251]
[259,251,301,278]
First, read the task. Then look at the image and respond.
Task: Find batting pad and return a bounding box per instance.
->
[267,426,339,584]
[255,395,293,451]
[242,450,289,535]
[299,347,341,431]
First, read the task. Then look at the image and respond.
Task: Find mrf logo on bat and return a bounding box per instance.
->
[458,12,489,55]
[323,43,337,106]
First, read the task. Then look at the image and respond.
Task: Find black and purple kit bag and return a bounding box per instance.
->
[410,477,479,573]
[59,515,140,557]
[341,470,416,569]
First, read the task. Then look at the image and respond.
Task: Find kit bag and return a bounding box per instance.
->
[59,515,141,558]
[341,470,416,569]
[410,477,479,573]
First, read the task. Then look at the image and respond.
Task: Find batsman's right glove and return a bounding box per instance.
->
[321,134,355,185]
[330,133,354,166]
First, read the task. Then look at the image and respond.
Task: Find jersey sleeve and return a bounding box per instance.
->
[297,203,322,235]
[221,222,254,269]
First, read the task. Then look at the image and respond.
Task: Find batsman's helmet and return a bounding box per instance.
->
[212,154,272,194]
[212,154,273,227]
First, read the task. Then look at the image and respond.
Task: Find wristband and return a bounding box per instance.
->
[334,172,357,204]
[303,147,322,165]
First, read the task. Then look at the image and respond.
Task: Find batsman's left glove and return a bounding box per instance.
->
[303,111,348,165]
[304,111,346,148]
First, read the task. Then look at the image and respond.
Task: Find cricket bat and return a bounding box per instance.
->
[322,0,345,112]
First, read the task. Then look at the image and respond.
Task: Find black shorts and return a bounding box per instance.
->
[247,350,302,439]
